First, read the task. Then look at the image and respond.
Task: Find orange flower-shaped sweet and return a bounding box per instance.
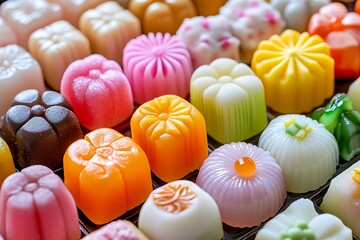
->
[63,128,152,225]
[131,95,208,182]
[308,2,360,79]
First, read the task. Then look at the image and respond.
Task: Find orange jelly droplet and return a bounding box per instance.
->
[234,157,256,178]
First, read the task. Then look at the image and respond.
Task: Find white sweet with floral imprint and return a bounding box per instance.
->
[259,114,339,193]
[138,180,223,240]
[196,142,286,228]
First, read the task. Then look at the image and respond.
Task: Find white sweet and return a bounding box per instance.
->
[258,114,339,193]
[256,198,352,240]
[271,0,330,32]
[320,160,360,237]
[0,17,17,47]
[347,76,360,112]
[138,180,223,240]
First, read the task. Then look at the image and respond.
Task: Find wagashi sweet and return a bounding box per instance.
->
[0,137,15,186]
[0,17,17,47]
[348,76,360,112]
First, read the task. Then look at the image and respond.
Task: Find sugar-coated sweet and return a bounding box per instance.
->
[79,1,141,65]
[48,0,107,28]
[0,44,45,117]
[196,142,286,228]
[252,30,334,114]
[320,160,360,237]
[82,220,149,240]
[0,137,15,186]
[29,20,91,91]
[308,2,360,79]
[61,54,134,130]
[192,0,227,16]
[123,32,192,105]
[0,17,17,47]
[190,58,267,144]
[259,114,339,193]
[128,0,196,35]
[1,89,83,170]
[0,0,63,50]
[176,15,240,69]
[219,0,285,64]
[255,198,352,240]
[0,165,81,240]
[64,128,153,225]
[271,0,330,32]
[138,180,223,240]
[131,95,208,182]
[348,77,360,112]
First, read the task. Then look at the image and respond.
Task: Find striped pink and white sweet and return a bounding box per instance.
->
[123,32,192,105]
[196,142,286,228]
[176,15,240,69]
[0,165,80,240]
[219,0,285,64]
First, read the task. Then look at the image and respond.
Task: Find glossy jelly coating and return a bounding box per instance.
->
[0,44,45,117]
[61,54,134,130]
[131,94,208,182]
[320,160,360,237]
[0,165,81,240]
[128,0,197,35]
[259,114,339,193]
[64,128,153,225]
[0,137,15,186]
[255,198,352,240]
[309,2,360,79]
[252,29,334,114]
[1,89,83,170]
[0,0,63,50]
[29,20,91,91]
[176,15,240,69]
[196,142,286,228]
[123,32,192,105]
[79,1,141,65]
[271,0,330,32]
[82,220,149,240]
[219,0,285,64]
[190,58,268,144]
[138,180,224,240]
[0,17,17,47]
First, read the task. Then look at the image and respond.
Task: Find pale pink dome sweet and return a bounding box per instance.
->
[196,142,286,228]
[123,32,192,105]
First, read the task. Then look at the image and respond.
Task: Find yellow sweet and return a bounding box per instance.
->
[252,29,334,114]
[0,137,15,186]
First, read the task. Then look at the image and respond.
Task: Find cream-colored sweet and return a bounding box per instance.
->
[48,0,107,28]
[347,76,360,112]
[138,180,223,240]
[320,160,360,237]
[0,0,63,50]
[29,20,91,91]
[79,1,141,65]
[256,198,352,240]
[258,114,339,193]
[0,44,45,117]
[0,17,17,47]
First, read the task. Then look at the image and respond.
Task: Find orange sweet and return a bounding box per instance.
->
[63,128,152,225]
[131,94,208,182]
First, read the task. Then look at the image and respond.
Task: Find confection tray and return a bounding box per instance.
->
[1,79,358,240]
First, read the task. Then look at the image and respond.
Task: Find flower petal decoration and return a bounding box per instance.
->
[191,58,268,144]
[131,94,208,182]
[308,2,360,79]
[252,29,334,114]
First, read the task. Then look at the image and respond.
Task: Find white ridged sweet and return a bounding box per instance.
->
[196,142,286,228]
[258,114,339,193]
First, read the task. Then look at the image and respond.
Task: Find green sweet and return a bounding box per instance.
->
[280,221,316,240]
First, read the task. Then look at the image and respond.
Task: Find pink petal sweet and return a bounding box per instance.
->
[176,15,240,69]
[0,17,17,47]
[60,54,134,130]
[123,32,192,105]
[0,0,63,50]
[0,165,80,240]
[196,142,286,228]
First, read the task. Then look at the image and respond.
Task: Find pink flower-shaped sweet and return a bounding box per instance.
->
[123,32,192,105]
[61,54,134,130]
[176,15,240,69]
[0,165,80,240]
